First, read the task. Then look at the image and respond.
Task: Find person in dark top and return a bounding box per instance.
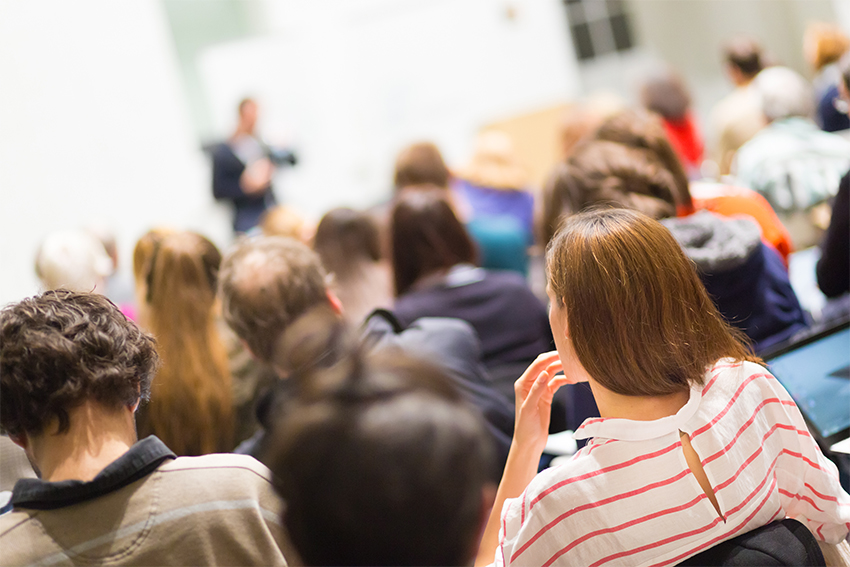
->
[817,171,850,299]
[212,98,295,233]
[390,187,553,369]
[218,236,514,474]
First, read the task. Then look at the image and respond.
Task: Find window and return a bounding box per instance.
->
[564,0,634,61]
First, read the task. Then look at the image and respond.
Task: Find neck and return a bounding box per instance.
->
[590,380,690,421]
[30,401,137,482]
[232,124,254,139]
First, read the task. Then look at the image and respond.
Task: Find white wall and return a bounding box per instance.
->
[198,0,580,218]
[0,0,229,306]
[0,0,579,306]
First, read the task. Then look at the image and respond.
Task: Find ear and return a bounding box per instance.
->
[326,289,344,316]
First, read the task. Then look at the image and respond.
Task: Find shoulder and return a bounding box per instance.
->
[158,454,276,487]
[701,358,778,401]
[0,508,33,538]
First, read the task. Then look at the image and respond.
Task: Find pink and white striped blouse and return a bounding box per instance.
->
[493,359,850,567]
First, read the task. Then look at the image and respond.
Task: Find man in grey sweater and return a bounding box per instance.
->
[0,290,290,566]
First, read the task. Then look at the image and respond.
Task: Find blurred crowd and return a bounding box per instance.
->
[2,23,850,567]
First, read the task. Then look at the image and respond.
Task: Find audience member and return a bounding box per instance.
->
[391,187,552,369]
[313,207,393,326]
[804,22,850,132]
[708,36,767,175]
[218,235,514,475]
[0,290,288,565]
[817,58,850,303]
[267,309,496,566]
[545,139,807,353]
[475,208,850,567]
[591,108,793,262]
[260,205,313,243]
[817,170,849,300]
[391,140,533,274]
[640,67,704,176]
[393,141,452,190]
[735,66,850,248]
[133,230,234,455]
[453,130,535,274]
[35,229,113,295]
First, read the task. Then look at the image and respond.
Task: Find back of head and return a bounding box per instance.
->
[393,142,451,190]
[640,67,692,121]
[35,230,113,293]
[143,231,221,326]
[260,206,309,242]
[314,208,382,278]
[219,236,329,363]
[723,36,764,78]
[138,231,232,455]
[805,22,850,71]
[539,140,678,246]
[0,290,158,437]
[753,66,815,121]
[390,186,477,296]
[546,208,757,396]
[268,312,495,566]
[594,109,692,209]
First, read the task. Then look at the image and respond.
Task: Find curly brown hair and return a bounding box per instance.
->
[0,290,158,437]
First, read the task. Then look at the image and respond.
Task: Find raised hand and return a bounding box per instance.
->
[513,351,567,455]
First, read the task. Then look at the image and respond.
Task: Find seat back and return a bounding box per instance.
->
[677,519,825,566]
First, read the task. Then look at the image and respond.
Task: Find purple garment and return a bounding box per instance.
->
[453,180,535,244]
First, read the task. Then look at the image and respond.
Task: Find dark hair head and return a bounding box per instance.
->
[538,140,678,246]
[723,36,764,77]
[219,236,329,363]
[0,290,158,437]
[390,186,477,296]
[267,310,494,566]
[640,68,692,121]
[594,109,692,209]
[314,208,382,278]
[546,208,759,396]
[393,142,451,190]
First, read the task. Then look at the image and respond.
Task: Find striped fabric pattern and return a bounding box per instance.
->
[494,360,850,567]
[0,454,289,566]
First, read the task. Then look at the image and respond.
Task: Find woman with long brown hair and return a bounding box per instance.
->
[475,208,850,566]
[133,229,234,455]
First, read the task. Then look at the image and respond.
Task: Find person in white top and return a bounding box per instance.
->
[475,208,850,567]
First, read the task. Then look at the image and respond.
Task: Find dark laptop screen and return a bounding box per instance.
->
[765,326,850,441]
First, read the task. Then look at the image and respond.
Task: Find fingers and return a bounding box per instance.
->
[515,351,561,398]
[522,366,555,411]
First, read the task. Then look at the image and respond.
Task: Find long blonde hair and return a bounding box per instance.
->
[134,230,233,455]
